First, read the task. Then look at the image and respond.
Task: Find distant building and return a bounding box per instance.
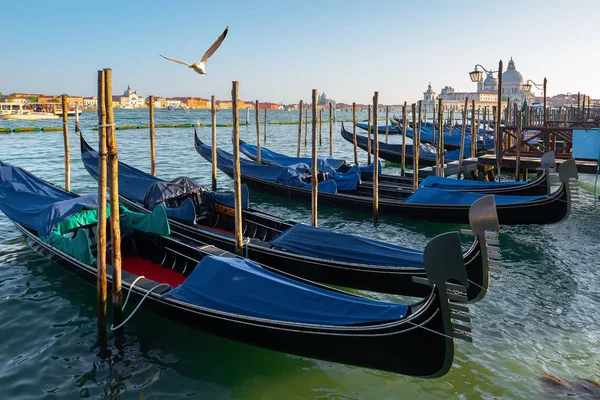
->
[83,97,97,107]
[67,96,84,106]
[258,102,279,110]
[318,92,336,108]
[116,85,146,108]
[166,98,182,108]
[186,97,210,109]
[423,83,436,113]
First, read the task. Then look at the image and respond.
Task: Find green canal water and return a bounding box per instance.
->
[0,109,599,399]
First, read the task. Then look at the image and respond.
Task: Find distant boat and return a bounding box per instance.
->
[0,103,59,120]
[53,107,82,118]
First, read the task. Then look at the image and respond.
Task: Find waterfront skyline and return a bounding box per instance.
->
[2,0,599,104]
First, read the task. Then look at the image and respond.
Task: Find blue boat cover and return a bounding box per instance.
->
[0,162,99,236]
[81,141,248,223]
[240,142,346,172]
[241,141,379,183]
[350,130,472,160]
[420,175,529,190]
[403,187,546,205]
[270,223,423,267]
[411,124,494,150]
[356,122,400,134]
[197,140,358,194]
[164,255,408,325]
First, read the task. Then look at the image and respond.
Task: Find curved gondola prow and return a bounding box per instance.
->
[79,131,94,154]
[557,158,579,223]
[423,231,471,376]
[464,195,500,302]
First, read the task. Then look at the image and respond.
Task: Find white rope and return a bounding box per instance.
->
[97,123,116,128]
[110,275,170,331]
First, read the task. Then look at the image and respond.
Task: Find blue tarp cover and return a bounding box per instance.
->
[0,162,99,236]
[240,142,346,172]
[351,131,472,160]
[197,141,348,194]
[164,255,408,325]
[356,122,401,134]
[420,175,529,190]
[410,124,494,150]
[270,223,423,267]
[404,187,546,205]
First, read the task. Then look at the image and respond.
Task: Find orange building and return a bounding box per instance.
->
[258,102,279,110]
[67,96,84,106]
[38,96,60,103]
[186,97,210,109]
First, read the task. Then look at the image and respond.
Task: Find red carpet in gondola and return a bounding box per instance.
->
[121,254,186,287]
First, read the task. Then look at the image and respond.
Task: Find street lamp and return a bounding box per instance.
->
[468,64,498,82]
[523,78,547,124]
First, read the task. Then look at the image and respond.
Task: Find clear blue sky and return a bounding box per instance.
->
[1,0,598,104]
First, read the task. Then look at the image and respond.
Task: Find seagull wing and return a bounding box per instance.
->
[200,26,229,64]
[159,54,190,66]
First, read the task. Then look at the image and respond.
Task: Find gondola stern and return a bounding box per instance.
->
[557,158,579,223]
[463,195,500,302]
[423,231,472,337]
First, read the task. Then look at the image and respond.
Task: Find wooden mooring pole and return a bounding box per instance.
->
[105,69,123,325]
[470,100,476,161]
[367,105,372,165]
[263,108,267,142]
[385,106,389,144]
[232,82,243,255]
[297,101,303,157]
[311,90,318,227]
[329,103,333,156]
[457,97,468,179]
[372,92,379,224]
[412,103,419,191]
[149,95,156,176]
[437,99,444,177]
[211,96,217,191]
[61,94,70,191]
[352,103,358,166]
[96,70,107,341]
[319,109,323,146]
[75,105,80,133]
[304,109,308,147]
[255,100,261,164]
[515,110,522,181]
[496,57,503,167]
[401,102,407,176]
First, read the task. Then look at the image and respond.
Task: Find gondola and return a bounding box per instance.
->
[0,160,475,378]
[356,122,401,135]
[341,123,472,166]
[390,118,495,150]
[79,135,496,302]
[195,131,578,225]
[240,137,553,196]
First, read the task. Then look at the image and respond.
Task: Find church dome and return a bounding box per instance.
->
[483,74,497,90]
[502,57,523,84]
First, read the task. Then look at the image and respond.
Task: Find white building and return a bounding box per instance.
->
[117,85,146,108]
[83,97,97,107]
[166,98,182,108]
[422,83,436,113]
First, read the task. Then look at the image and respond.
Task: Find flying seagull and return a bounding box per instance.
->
[159,26,229,75]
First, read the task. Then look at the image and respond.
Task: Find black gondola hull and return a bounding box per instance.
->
[14,222,456,378]
[120,197,486,301]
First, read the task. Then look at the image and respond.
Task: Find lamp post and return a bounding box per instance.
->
[523,78,547,125]
[469,61,503,167]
